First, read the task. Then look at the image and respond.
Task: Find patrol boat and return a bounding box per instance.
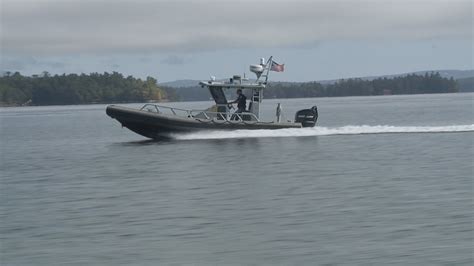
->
[106,57,318,139]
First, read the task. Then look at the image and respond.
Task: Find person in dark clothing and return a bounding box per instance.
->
[229,89,247,113]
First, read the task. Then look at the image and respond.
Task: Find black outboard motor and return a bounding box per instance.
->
[295,106,318,127]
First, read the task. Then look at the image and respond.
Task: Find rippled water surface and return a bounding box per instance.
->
[1,93,473,265]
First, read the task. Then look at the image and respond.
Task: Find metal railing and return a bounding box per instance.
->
[140,103,191,116]
[140,103,260,122]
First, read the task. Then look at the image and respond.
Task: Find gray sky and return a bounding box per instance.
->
[1,0,472,82]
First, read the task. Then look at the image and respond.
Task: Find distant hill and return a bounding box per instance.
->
[161,69,474,87]
[159,72,460,101]
[318,69,474,85]
[159,70,473,101]
[429,70,474,79]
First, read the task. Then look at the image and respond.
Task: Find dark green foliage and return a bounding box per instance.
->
[264,72,458,99]
[161,73,458,101]
[0,71,461,105]
[456,77,474,92]
[0,72,174,106]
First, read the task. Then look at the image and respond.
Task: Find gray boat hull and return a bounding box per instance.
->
[106,105,302,139]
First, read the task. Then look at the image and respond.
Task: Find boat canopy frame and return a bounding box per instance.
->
[197,57,276,120]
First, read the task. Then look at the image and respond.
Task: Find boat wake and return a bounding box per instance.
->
[172,124,474,140]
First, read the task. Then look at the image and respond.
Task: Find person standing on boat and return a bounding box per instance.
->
[229,89,247,113]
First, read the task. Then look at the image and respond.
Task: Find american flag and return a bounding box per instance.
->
[270,60,284,72]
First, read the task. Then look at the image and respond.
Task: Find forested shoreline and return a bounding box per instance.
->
[0,72,177,106]
[267,72,458,98]
[166,72,459,101]
[0,71,460,106]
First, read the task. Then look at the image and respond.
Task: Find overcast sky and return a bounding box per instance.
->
[1,0,472,82]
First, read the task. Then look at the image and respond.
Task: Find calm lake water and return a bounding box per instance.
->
[1,93,473,265]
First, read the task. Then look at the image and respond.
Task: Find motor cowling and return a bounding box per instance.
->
[295,106,318,127]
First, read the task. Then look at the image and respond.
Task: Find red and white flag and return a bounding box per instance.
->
[270,60,284,72]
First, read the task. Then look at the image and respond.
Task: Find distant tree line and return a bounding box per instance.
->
[456,77,474,92]
[0,71,460,106]
[0,71,175,106]
[265,72,458,98]
[168,72,458,101]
